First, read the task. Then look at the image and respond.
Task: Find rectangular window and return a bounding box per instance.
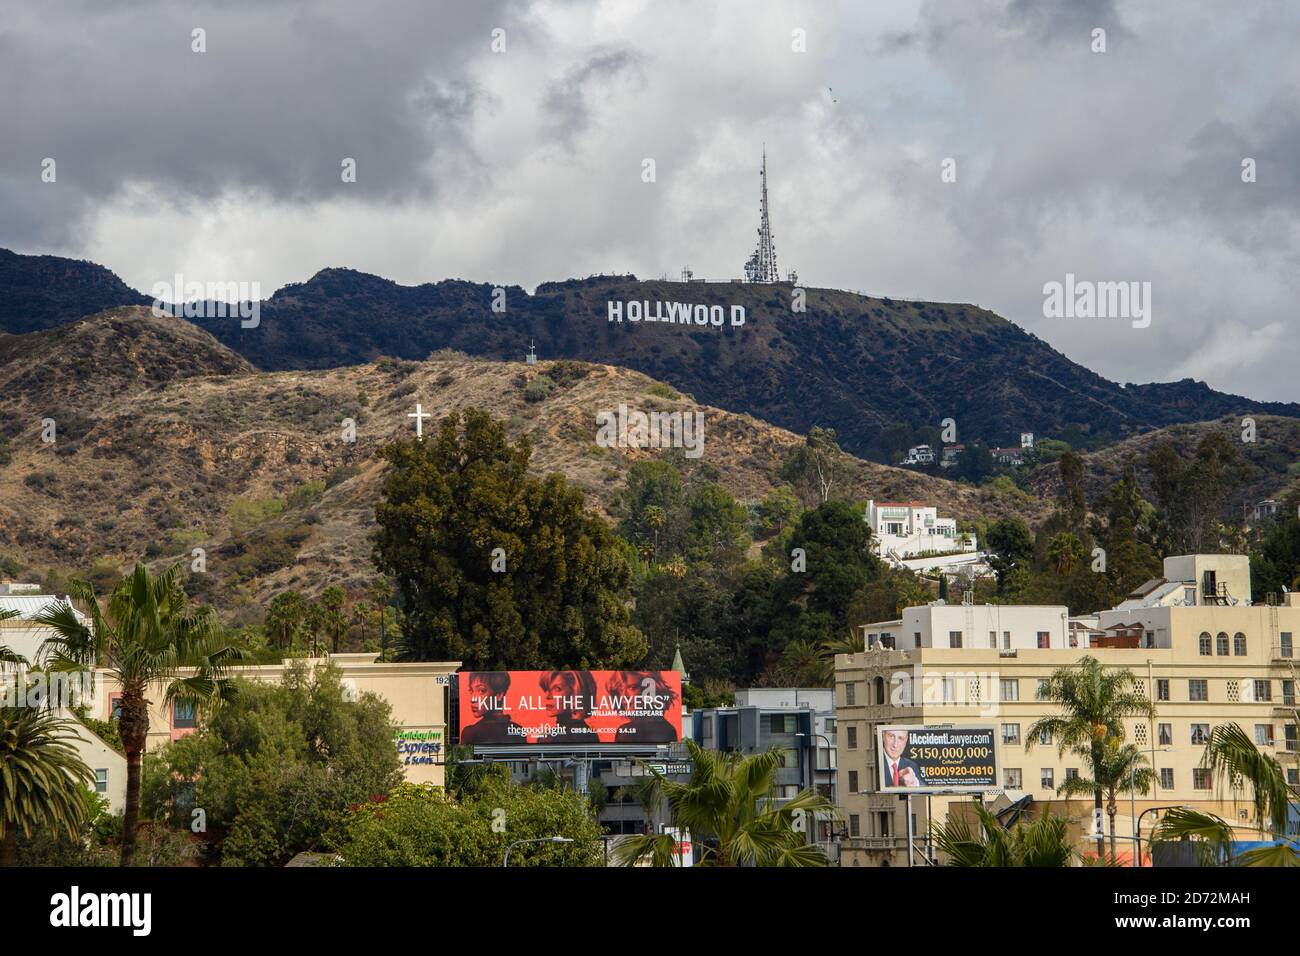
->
[1002,631,1011,650]
[1000,679,1019,702]
[1255,680,1272,702]
[1001,723,1020,745]
[846,726,858,749]
[110,696,123,721]
[1282,632,1294,659]
[768,714,791,734]
[1189,680,1208,702]
[949,630,963,649]
[1036,679,1049,699]
[1284,680,1296,706]
[1234,633,1247,656]
[1065,768,1079,783]
[848,770,859,793]
[1036,631,1050,649]
[1003,768,1022,789]
[94,769,108,794]
[876,812,892,838]
[1156,679,1170,701]
[988,631,997,649]
[1193,768,1212,790]
[845,683,856,706]
[1158,723,1172,747]
[1191,723,1210,745]
[1159,768,1174,790]
[1216,633,1229,656]
[1040,768,1054,790]
[1255,724,1274,747]
[849,814,861,837]
[1038,727,1052,745]
[172,699,196,729]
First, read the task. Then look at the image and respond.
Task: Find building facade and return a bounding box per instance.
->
[835,554,1300,866]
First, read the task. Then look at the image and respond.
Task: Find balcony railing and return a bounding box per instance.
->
[1272,644,1295,661]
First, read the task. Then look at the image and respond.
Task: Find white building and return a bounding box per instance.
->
[901,445,935,466]
[860,603,1077,652]
[0,585,125,813]
[864,500,978,566]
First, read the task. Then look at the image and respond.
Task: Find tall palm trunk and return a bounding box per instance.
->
[0,827,16,866]
[1091,741,1105,860]
[1107,791,1118,862]
[119,685,149,867]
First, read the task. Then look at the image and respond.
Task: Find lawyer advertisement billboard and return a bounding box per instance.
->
[457,670,682,748]
[876,724,997,793]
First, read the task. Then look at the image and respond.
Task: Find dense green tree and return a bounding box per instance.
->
[1251,516,1300,601]
[985,518,1034,594]
[373,409,645,669]
[682,483,751,566]
[143,663,402,866]
[334,779,604,867]
[956,442,995,484]
[1148,434,1245,555]
[615,460,687,558]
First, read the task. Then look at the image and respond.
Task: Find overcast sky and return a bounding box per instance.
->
[3,0,1298,400]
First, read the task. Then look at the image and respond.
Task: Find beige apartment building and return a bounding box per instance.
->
[87,652,461,790]
[835,554,1300,866]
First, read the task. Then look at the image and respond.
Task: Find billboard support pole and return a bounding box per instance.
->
[906,794,914,867]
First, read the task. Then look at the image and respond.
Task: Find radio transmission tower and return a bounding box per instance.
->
[744,146,779,283]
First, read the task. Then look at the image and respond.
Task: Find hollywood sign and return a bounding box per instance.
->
[607,299,746,328]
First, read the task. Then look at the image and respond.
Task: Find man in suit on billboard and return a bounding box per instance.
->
[881,728,923,788]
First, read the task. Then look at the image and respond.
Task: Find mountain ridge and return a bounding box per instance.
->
[2,248,1296,462]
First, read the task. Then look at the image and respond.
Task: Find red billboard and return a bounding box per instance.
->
[457,670,682,747]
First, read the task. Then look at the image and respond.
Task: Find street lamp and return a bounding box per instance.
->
[502,836,573,867]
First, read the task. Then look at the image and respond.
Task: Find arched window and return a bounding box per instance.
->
[874,676,886,705]
[1199,633,1212,656]
[1216,632,1230,656]
[1234,632,1247,656]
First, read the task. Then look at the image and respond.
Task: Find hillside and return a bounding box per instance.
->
[2,249,1296,462]
[1028,415,1300,520]
[0,307,1051,620]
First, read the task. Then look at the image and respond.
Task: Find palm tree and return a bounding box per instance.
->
[319,586,347,654]
[35,563,242,866]
[0,707,96,865]
[367,578,393,660]
[1026,656,1155,860]
[614,739,837,867]
[1046,532,1085,576]
[264,590,307,651]
[1151,723,1300,866]
[0,604,27,659]
[1055,739,1153,862]
[931,800,1088,867]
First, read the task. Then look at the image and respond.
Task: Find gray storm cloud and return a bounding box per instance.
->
[1,0,1297,401]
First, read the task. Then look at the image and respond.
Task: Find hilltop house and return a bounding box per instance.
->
[863,500,979,570]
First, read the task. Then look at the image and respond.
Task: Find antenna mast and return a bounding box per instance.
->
[745,146,779,283]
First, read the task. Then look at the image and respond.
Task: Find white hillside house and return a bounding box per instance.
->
[864,500,977,564]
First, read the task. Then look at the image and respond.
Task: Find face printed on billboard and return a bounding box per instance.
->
[457,670,682,747]
[876,725,997,793]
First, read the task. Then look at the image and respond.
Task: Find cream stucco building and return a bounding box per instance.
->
[835,554,1300,866]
